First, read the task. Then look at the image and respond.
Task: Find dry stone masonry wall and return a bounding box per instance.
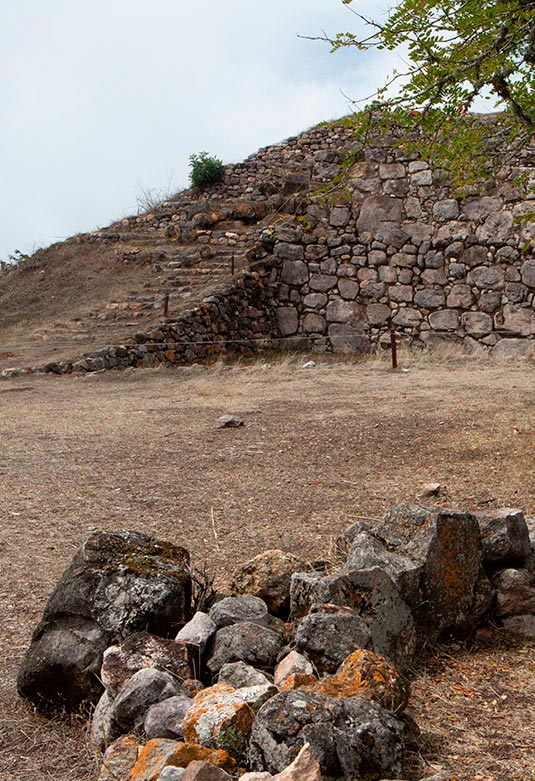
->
[7,117,535,376]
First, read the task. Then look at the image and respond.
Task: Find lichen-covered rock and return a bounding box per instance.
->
[129,740,236,781]
[229,550,308,618]
[101,632,194,697]
[474,508,532,565]
[294,603,372,673]
[182,682,277,758]
[374,502,490,642]
[492,567,535,617]
[248,689,405,779]
[110,668,182,734]
[303,648,409,713]
[218,661,272,688]
[97,734,141,781]
[209,596,269,628]
[17,530,191,712]
[205,622,285,676]
[144,695,195,740]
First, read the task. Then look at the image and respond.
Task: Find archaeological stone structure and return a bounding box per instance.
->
[6,115,535,375]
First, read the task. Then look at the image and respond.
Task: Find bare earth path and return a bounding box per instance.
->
[1,354,535,780]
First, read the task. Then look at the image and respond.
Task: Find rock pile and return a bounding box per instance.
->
[17,502,535,780]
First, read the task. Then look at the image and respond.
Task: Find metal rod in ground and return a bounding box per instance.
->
[231,254,235,275]
[163,294,169,317]
[390,329,398,370]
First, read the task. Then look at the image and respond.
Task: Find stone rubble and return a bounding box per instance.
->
[16,502,535,780]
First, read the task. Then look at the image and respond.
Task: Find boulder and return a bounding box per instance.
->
[291,568,416,672]
[101,632,194,697]
[144,695,195,740]
[502,614,535,638]
[229,550,308,617]
[492,568,535,617]
[97,734,141,781]
[373,503,491,642]
[17,530,191,712]
[209,596,269,629]
[205,622,285,676]
[110,668,182,734]
[474,508,532,565]
[248,690,405,779]
[180,761,232,781]
[182,682,277,758]
[294,603,372,673]
[272,742,321,781]
[304,648,409,713]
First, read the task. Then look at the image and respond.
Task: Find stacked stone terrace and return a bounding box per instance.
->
[16,117,535,374]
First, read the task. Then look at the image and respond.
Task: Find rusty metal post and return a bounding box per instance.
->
[231,254,235,276]
[390,327,398,370]
[163,293,169,318]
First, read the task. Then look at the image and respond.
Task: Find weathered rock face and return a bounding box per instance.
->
[294,603,372,673]
[492,568,535,617]
[17,531,191,712]
[229,550,308,618]
[474,508,533,566]
[248,690,405,780]
[110,668,182,734]
[144,695,195,740]
[101,632,194,697]
[291,567,416,672]
[210,596,269,629]
[205,622,285,677]
[373,503,492,642]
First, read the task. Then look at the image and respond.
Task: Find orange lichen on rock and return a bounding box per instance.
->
[278,672,317,691]
[182,682,276,757]
[302,648,409,713]
[128,739,236,781]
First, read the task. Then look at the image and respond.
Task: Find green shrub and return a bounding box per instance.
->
[189,151,225,191]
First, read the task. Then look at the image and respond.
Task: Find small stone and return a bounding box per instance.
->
[274,651,314,688]
[493,568,535,617]
[175,612,217,653]
[91,690,119,752]
[272,742,321,781]
[180,760,232,781]
[502,614,535,638]
[129,740,236,781]
[159,768,185,781]
[474,508,532,564]
[229,550,308,618]
[302,361,316,369]
[215,416,244,429]
[144,695,195,740]
[418,483,441,498]
[218,661,272,688]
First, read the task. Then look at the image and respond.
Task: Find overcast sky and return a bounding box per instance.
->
[1,1,401,261]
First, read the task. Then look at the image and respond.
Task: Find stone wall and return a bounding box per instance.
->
[8,116,535,376]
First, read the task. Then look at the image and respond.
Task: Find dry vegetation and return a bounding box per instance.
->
[1,351,535,780]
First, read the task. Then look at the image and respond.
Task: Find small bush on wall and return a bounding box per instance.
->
[189,152,225,191]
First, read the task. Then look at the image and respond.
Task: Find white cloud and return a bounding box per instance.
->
[0,0,398,259]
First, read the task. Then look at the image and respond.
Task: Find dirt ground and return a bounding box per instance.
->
[1,352,535,781]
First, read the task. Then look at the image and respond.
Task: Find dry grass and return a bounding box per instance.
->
[2,354,535,780]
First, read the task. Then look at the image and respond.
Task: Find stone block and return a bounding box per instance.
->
[467,266,505,290]
[432,200,459,221]
[302,313,326,333]
[366,303,391,325]
[276,307,298,336]
[474,508,532,565]
[326,300,366,324]
[308,274,337,292]
[447,284,474,308]
[357,196,403,233]
[392,308,422,328]
[328,325,370,354]
[461,312,493,336]
[280,261,308,285]
[428,310,458,330]
[414,289,446,309]
[338,279,360,300]
[329,206,351,227]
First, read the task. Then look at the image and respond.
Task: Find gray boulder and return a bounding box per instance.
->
[474,508,532,565]
[205,622,285,676]
[91,690,120,752]
[291,568,416,672]
[373,503,491,642]
[17,530,191,712]
[175,612,217,653]
[249,689,405,779]
[210,596,269,628]
[110,667,181,734]
[144,694,194,740]
[294,604,372,673]
[492,568,535,617]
